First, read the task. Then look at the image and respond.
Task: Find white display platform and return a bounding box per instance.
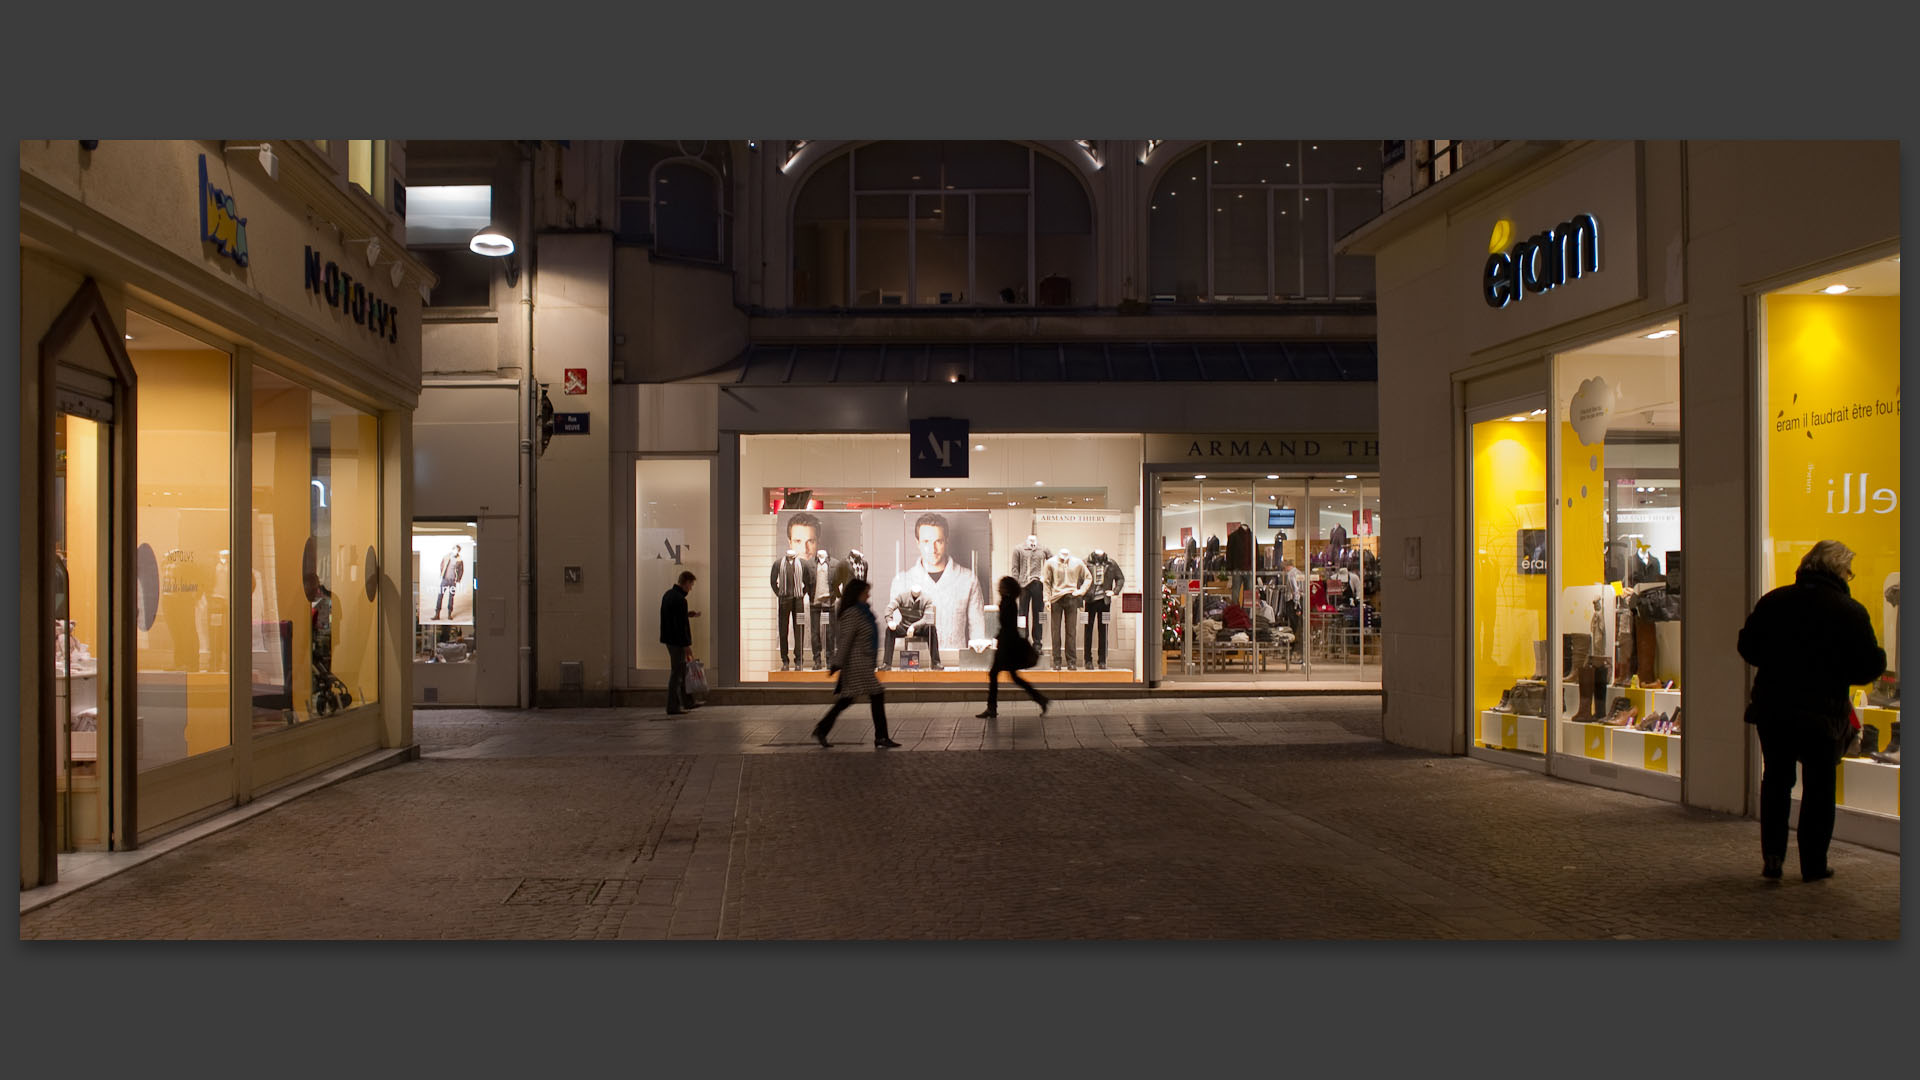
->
[1558,720,1682,775]
[1794,758,1902,818]
[1478,710,1545,754]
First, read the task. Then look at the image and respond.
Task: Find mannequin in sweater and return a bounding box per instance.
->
[1083,549,1126,670]
[1042,547,1091,670]
[1009,533,1051,647]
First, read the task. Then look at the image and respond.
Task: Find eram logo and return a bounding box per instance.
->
[1827,473,1899,515]
[1483,213,1599,308]
[199,155,249,267]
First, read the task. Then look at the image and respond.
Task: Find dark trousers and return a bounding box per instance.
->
[819,692,889,741]
[1049,599,1082,667]
[776,596,806,664]
[1019,580,1046,645]
[884,625,940,667]
[1757,720,1844,874]
[665,647,694,713]
[808,602,835,667]
[985,659,1047,713]
[1083,597,1110,667]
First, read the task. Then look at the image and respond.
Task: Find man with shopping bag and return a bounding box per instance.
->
[660,570,702,716]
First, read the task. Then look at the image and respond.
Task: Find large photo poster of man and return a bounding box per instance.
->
[772,509,866,670]
[882,509,992,665]
[414,535,475,625]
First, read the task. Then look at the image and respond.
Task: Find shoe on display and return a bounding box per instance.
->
[1861,724,1881,756]
[1494,689,1514,712]
[1870,748,1900,765]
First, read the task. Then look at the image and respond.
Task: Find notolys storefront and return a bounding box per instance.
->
[1346,140,1899,850]
[609,342,1382,697]
[19,140,426,888]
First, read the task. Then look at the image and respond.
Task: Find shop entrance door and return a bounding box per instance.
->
[54,406,117,852]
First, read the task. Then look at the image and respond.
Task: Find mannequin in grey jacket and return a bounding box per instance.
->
[1042,548,1091,670]
[808,549,850,670]
[1009,534,1050,646]
[1082,549,1126,670]
[769,547,816,670]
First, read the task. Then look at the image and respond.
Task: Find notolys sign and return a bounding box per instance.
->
[304,247,400,344]
[1482,213,1599,309]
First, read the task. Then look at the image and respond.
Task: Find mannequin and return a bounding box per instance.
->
[808,547,848,671]
[845,548,869,583]
[1010,533,1051,646]
[1226,524,1253,605]
[768,544,816,671]
[1042,547,1091,670]
[1082,549,1126,671]
[880,582,942,670]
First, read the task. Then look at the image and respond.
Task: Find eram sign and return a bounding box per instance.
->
[1483,213,1599,309]
[198,155,249,267]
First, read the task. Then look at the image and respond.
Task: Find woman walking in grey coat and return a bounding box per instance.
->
[813,579,901,748]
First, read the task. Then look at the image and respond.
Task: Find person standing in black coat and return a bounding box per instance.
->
[1738,540,1886,882]
[978,575,1049,719]
[659,570,701,716]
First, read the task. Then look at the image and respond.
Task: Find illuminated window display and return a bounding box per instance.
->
[1470,409,1550,755]
[1552,323,1684,777]
[739,434,1143,682]
[132,320,233,770]
[413,523,478,665]
[1760,253,1901,820]
[251,366,382,733]
[636,458,713,670]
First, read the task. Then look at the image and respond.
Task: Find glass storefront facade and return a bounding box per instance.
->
[1759,252,1901,820]
[1156,473,1381,683]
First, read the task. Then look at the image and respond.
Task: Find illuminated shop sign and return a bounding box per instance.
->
[1483,213,1599,309]
[198,155,250,267]
[304,246,401,343]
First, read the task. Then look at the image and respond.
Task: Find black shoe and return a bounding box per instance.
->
[975,710,997,719]
[666,710,685,717]
[1039,697,1050,716]
[1802,866,1835,883]
[811,724,830,748]
[874,737,902,749]
[1761,855,1783,880]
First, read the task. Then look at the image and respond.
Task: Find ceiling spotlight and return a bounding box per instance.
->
[1345,474,1358,480]
[124,334,134,340]
[1008,501,1017,506]
[1821,284,1854,294]
[974,444,985,451]
[1034,481,1044,486]
[1529,408,1547,416]
[1266,474,1279,480]
[1643,329,1679,339]
[1193,474,1206,480]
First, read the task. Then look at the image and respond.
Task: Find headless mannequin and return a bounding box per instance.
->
[1013,533,1050,646]
[1083,548,1126,670]
[770,545,814,669]
[1043,547,1090,669]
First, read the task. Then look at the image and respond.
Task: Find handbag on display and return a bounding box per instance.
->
[684,659,709,697]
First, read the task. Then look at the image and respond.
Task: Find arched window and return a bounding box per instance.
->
[791,142,1094,308]
[1150,141,1381,303]
[618,140,730,264]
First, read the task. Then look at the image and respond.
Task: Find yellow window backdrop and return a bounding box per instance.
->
[1763,282,1900,652]
[1471,414,1548,717]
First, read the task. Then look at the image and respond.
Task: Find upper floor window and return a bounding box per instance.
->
[791,141,1094,309]
[1149,141,1381,304]
[348,140,389,207]
[617,140,730,264]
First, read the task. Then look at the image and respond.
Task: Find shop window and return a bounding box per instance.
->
[251,366,381,735]
[792,142,1094,308]
[1149,141,1383,303]
[413,522,478,664]
[1553,324,1684,775]
[129,314,233,770]
[635,460,713,671]
[736,434,1145,681]
[1469,408,1549,756]
[1760,252,1901,818]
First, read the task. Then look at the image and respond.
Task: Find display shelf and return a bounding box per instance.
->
[1478,710,1545,754]
[1809,757,1902,818]
[1603,685,1682,721]
[1559,720,1682,774]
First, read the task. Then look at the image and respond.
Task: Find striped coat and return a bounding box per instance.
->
[832,602,884,699]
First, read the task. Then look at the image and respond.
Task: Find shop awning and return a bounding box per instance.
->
[728,341,1377,385]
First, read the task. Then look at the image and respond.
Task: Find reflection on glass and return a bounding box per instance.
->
[134,335,232,770]
[55,412,111,848]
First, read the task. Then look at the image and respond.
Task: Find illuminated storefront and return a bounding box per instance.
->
[1346,139,1899,849]
[20,140,426,887]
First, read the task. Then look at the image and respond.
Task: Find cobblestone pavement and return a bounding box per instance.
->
[18,697,1900,940]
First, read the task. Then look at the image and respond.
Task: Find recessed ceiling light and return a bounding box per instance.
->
[1034,481,1044,486]
[1507,415,1529,422]
[1822,284,1854,294]
[1007,502,1017,506]
[1345,474,1358,480]
[1529,408,1547,415]
[988,491,1003,495]
[1193,474,1206,480]
[974,444,985,451]
[124,334,134,340]
[1267,474,1279,480]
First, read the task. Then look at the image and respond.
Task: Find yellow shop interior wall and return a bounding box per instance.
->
[1472,417,1548,714]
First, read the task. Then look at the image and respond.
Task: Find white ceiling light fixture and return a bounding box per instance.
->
[345,236,382,268]
[1821,283,1854,295]
[1345,474,1358,480]
[223,141,279,181]
[973,444,985,451]
[1643,329,1679,340]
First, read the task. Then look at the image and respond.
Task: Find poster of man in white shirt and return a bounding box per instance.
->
[887,511,989,666]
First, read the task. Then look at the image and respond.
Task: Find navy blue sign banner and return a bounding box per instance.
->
[910,417,970,478]
[555,412,591,434]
